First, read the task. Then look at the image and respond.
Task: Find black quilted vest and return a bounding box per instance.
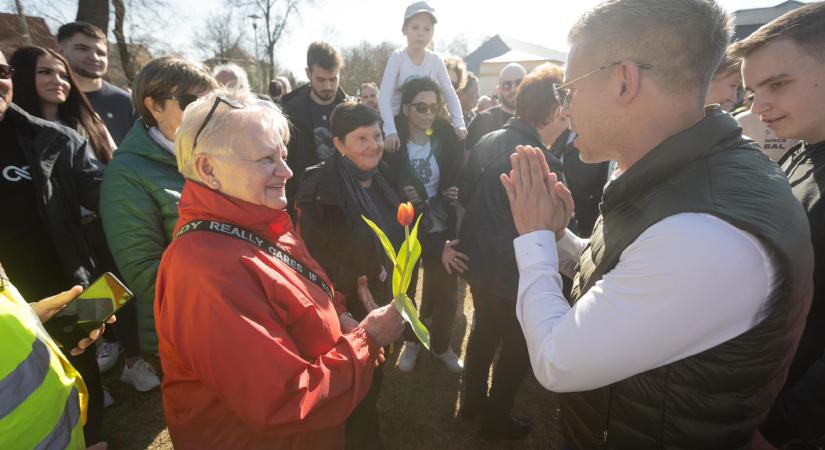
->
[562,108,814,449]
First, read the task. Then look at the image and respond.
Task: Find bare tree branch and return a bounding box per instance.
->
[230,0,307,82]
[112,0,134,83]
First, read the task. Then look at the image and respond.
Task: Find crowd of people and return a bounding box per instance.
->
[1,0,824,449]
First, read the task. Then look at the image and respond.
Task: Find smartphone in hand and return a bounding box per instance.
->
[44,272,133,348]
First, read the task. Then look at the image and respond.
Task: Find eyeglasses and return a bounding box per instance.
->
[193,95,243,150]
[500,78,523,91]
[553,61,654,108]
[163,94,200,111]
[410,102,439,115]
[0,64,14,80]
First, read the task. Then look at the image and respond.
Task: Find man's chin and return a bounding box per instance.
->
[75,69,103,79]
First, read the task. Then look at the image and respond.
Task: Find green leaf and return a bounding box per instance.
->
[361,215,397,266]
[395,293,430,350]
[392,215,423,298]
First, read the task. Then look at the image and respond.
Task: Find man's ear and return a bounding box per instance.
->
[616,60,643,106]
[305,67,311,81]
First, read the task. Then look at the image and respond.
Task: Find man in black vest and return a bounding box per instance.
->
[499,1,814,448]
[453,64,566,440]
[732,3,825,448]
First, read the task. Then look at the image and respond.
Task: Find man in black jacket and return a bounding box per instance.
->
[465,63,527,151]
[282,41,349,216]
[0,50,107,446]
[732,3,825,447]
[453,64,567,440]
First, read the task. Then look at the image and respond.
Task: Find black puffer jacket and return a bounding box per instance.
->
[7,104,104,287]
[457,117,562,300]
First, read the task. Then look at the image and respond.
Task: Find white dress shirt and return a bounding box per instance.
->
[514,212,777,393]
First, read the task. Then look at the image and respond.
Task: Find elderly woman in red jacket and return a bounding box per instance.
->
[154,88,404,450]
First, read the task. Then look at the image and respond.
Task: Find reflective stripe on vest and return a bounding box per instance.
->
[0,283,86,450]
[0,338,50,418]
[34,386,81,450]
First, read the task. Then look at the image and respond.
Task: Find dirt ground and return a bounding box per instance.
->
[100,282,562,449]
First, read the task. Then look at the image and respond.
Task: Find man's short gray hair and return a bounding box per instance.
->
[569,0,731,97]
[175,88,290,181]
[212,63,250,92]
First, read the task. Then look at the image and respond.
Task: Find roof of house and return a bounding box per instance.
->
[464,35,567,74]
[0,13,58,58]
[733,0,805,26]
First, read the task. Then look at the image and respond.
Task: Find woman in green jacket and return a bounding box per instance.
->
[100,57,217,356]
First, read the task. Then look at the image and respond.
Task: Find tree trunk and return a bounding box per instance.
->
[14,0,32,45]
[112,0,133,84]
[76,0,110,34]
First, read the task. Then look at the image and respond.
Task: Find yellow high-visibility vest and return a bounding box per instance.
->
[0,274,87,450]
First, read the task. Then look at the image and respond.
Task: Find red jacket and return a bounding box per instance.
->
[155,181,379,449]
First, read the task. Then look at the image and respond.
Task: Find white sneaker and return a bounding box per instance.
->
[96,342,120,373]
[120,359,161,392]
[435,348,464,373]
[398,342,420,372]
[103,387,115,408]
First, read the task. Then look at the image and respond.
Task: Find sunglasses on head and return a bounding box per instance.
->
[193,95,244,150]
[0,64,14,80]
[410,102,439,115]
[500,78,523,91]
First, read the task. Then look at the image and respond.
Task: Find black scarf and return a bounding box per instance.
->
[336,152,401,274]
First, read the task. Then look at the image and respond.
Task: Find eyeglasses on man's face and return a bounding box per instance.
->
[553,61,654,108]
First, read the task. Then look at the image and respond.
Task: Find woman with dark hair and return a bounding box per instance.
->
[385,76,464,373]
[10,46,113,162]
[297,101,405,449]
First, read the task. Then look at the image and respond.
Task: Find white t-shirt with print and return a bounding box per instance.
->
[406,139,440,200]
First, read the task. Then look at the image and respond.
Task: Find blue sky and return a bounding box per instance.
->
[6,0,804,79]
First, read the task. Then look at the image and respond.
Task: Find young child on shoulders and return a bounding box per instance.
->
[379,1,467,152]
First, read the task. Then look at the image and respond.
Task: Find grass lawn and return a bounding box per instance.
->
[101,281,561,449]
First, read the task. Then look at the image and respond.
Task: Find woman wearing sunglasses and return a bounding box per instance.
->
[383,76,465,373]
[9,46,114,162]
[100,57,217,357]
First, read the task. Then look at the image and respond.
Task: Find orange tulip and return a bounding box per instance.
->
[397,202,415,227]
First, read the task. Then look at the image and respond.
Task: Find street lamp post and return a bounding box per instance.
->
[248,14,262,93]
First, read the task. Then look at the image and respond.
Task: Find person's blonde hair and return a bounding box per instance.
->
[175,88,291,181]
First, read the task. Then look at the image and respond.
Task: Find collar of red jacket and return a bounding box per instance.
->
[176,180,293,240]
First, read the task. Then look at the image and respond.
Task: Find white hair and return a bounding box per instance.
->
[212,63,251,92]
[175,88,290,181]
